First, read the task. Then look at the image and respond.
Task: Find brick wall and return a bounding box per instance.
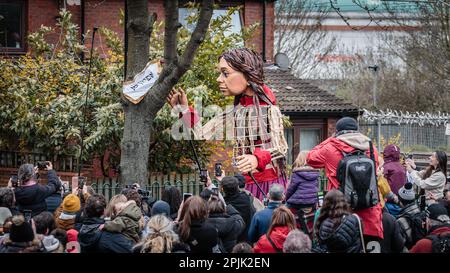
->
[243,1,274,63]
[0,167,91,188]
[26,0,273,58]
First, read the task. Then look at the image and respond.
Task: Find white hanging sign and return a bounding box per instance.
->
[446,124,450,136]
[123,60,161,104]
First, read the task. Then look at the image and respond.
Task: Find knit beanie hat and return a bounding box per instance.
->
[398,183,415,201]
[66,229,78,243]
[0,207,12,228]
[151,200,171,217]
[62,194,81,213]
[336,117,358,132]
[10,215,34,243]
[66,229,80,253]
[42,235,60,252]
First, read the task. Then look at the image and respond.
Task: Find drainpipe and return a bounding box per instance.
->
[81,0,85,61]
[262,0,266,62]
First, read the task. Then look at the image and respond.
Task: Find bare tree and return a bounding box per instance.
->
[275,0,336,78]
[331,0,450,112]
[120,0,214,185]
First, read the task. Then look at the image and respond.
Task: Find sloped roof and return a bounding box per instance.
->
[264,66,360,115]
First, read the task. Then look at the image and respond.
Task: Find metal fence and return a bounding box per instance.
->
[89,174,329,201]
[360,122,449,151]
[359,109,450,151]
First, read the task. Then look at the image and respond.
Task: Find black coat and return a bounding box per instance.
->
[14,170,61,216]
[317,214,363,253]
[179,220,219,253]
[381,211,405,253]
[78,217,133,253]
[206,204,245,252]
[45,193,62,214]
[224,192,254,242]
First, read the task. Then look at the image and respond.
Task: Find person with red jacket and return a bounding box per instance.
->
[306,117,384,249]
[253,206,296,253]
[167,48,288,201]
[410,203,450,253]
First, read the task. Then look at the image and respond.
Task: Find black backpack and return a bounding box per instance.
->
[337,140,379,210]
[403,211,427,247]
[426,233,450,253]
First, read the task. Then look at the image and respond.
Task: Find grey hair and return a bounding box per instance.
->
[283,229,312,253]
[18,164,35,184]
[269,183,284,201]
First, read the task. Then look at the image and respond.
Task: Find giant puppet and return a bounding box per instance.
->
[168,48,288,200]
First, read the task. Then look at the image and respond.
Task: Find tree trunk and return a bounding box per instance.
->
[120,0,151,185]
[120,0,214,186]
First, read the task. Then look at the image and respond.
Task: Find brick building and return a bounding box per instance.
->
[0,0,358,181]
[0,0,274,62]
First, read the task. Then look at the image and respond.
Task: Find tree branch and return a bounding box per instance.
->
[163,0,180,66]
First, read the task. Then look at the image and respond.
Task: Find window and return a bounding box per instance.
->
[299,128,321,151]
[0,1,26,53]
[284,128,294,165]
[179,8,243,37]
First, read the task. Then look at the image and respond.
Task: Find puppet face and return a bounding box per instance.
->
[216,57,248,96]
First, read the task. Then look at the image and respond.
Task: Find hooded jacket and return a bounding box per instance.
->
[206,204,245,252]
[383,145,407,195]
[14,170,61,216]
[306,132,383,239]
[103,201,142,244]
[253,226,291,253]
[286,168,320,205]
[316,214,363,253]
[78,217,133,253]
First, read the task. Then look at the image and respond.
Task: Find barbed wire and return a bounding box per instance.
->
[361,109,450,126]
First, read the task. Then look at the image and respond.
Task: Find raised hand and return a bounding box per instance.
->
[167,87,188,109]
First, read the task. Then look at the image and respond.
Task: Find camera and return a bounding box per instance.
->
[10,175,18,188]
[36,161,48,170]
[23,209,32,224]
[200,169,208,184]
[78,176,86,191]
[214,163,222,177]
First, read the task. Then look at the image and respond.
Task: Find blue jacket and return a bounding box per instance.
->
[247,202,281,244]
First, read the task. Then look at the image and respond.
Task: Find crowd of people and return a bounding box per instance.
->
[0,117,449,254]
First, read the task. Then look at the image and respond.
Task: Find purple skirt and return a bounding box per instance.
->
[245,176,287,201]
